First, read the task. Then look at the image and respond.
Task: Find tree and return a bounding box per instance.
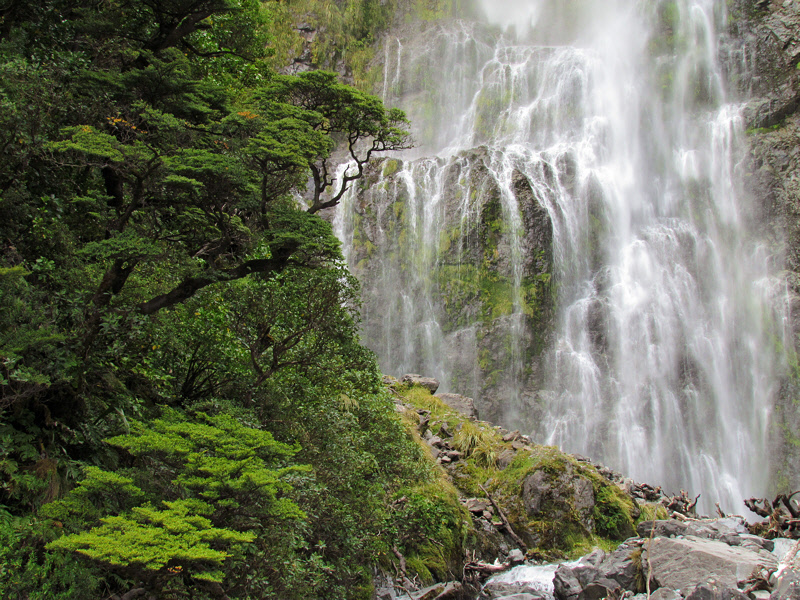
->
[266,70,413,213]
[45,410,307,594]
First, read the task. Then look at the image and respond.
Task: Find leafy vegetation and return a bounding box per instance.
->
[0,1,441,598]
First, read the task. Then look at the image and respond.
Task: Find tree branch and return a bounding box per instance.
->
[137,242,299,315]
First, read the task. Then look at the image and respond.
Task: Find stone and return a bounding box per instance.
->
[435,392,479,419]
[410,581,463,600]
[683,583,749,600]
[644,536,778,593]
[507,548,525,563]
[637,520,689,539]
[465,498,490,513]
[401,374,440,394]
[649,589,682,600]
[427,435,443,447]
[771,567,800,600]
[577,577,622,600]
[497,449,517,470]
[595,541,640,590]
[554,564,583,600]
[521,463,596,530]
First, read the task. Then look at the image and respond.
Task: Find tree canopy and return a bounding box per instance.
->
[0,2,428,598]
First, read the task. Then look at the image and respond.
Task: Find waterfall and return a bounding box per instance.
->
[334,0,789,512]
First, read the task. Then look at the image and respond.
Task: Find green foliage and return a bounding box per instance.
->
[592,485,636,540]
[0,0,420,597]
[49,499,253,583]
[45,410,307,591]
[0,516,102,600]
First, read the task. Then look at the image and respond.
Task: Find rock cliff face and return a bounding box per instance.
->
[339,151,554,424]
[729,0,800,493]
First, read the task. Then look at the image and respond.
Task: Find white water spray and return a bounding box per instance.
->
[335,0,788,512]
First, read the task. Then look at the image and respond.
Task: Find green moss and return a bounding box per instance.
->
[592,485,636,540]
[382,158,401,178]
[394,385,639,559]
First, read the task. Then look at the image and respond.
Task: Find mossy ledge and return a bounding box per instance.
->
[388,380,656,580]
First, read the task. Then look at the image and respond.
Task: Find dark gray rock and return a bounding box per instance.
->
[554,564,583,600]
[595,541,641,591]
[577,578,622,600]
[435,393,479,420]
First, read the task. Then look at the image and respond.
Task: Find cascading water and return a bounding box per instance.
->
[334,0,789,512]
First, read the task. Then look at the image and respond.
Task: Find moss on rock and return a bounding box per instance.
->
[393,383,642,563]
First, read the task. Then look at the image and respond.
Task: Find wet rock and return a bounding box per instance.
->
[595,540,641,591]
[554,564,583,600]
[408,581,464,600]
[435,393,479,420]
[402,374,440,394]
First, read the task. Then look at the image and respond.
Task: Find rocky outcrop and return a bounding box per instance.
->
[344,151,554,425]
[728,0,800,499]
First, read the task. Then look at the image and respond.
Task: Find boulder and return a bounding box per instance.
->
[577,577,622,600]
[771,567,800,600]
[637,520,689,539]
[409,581,464,600]
[649,589,682,600]
[554,564,584,600]
[435,393,478,419]
[521,462,595,530]
[683,583,749,600]
[644,535,778,594]
[594,540,641,591]
[402,374,440,394]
